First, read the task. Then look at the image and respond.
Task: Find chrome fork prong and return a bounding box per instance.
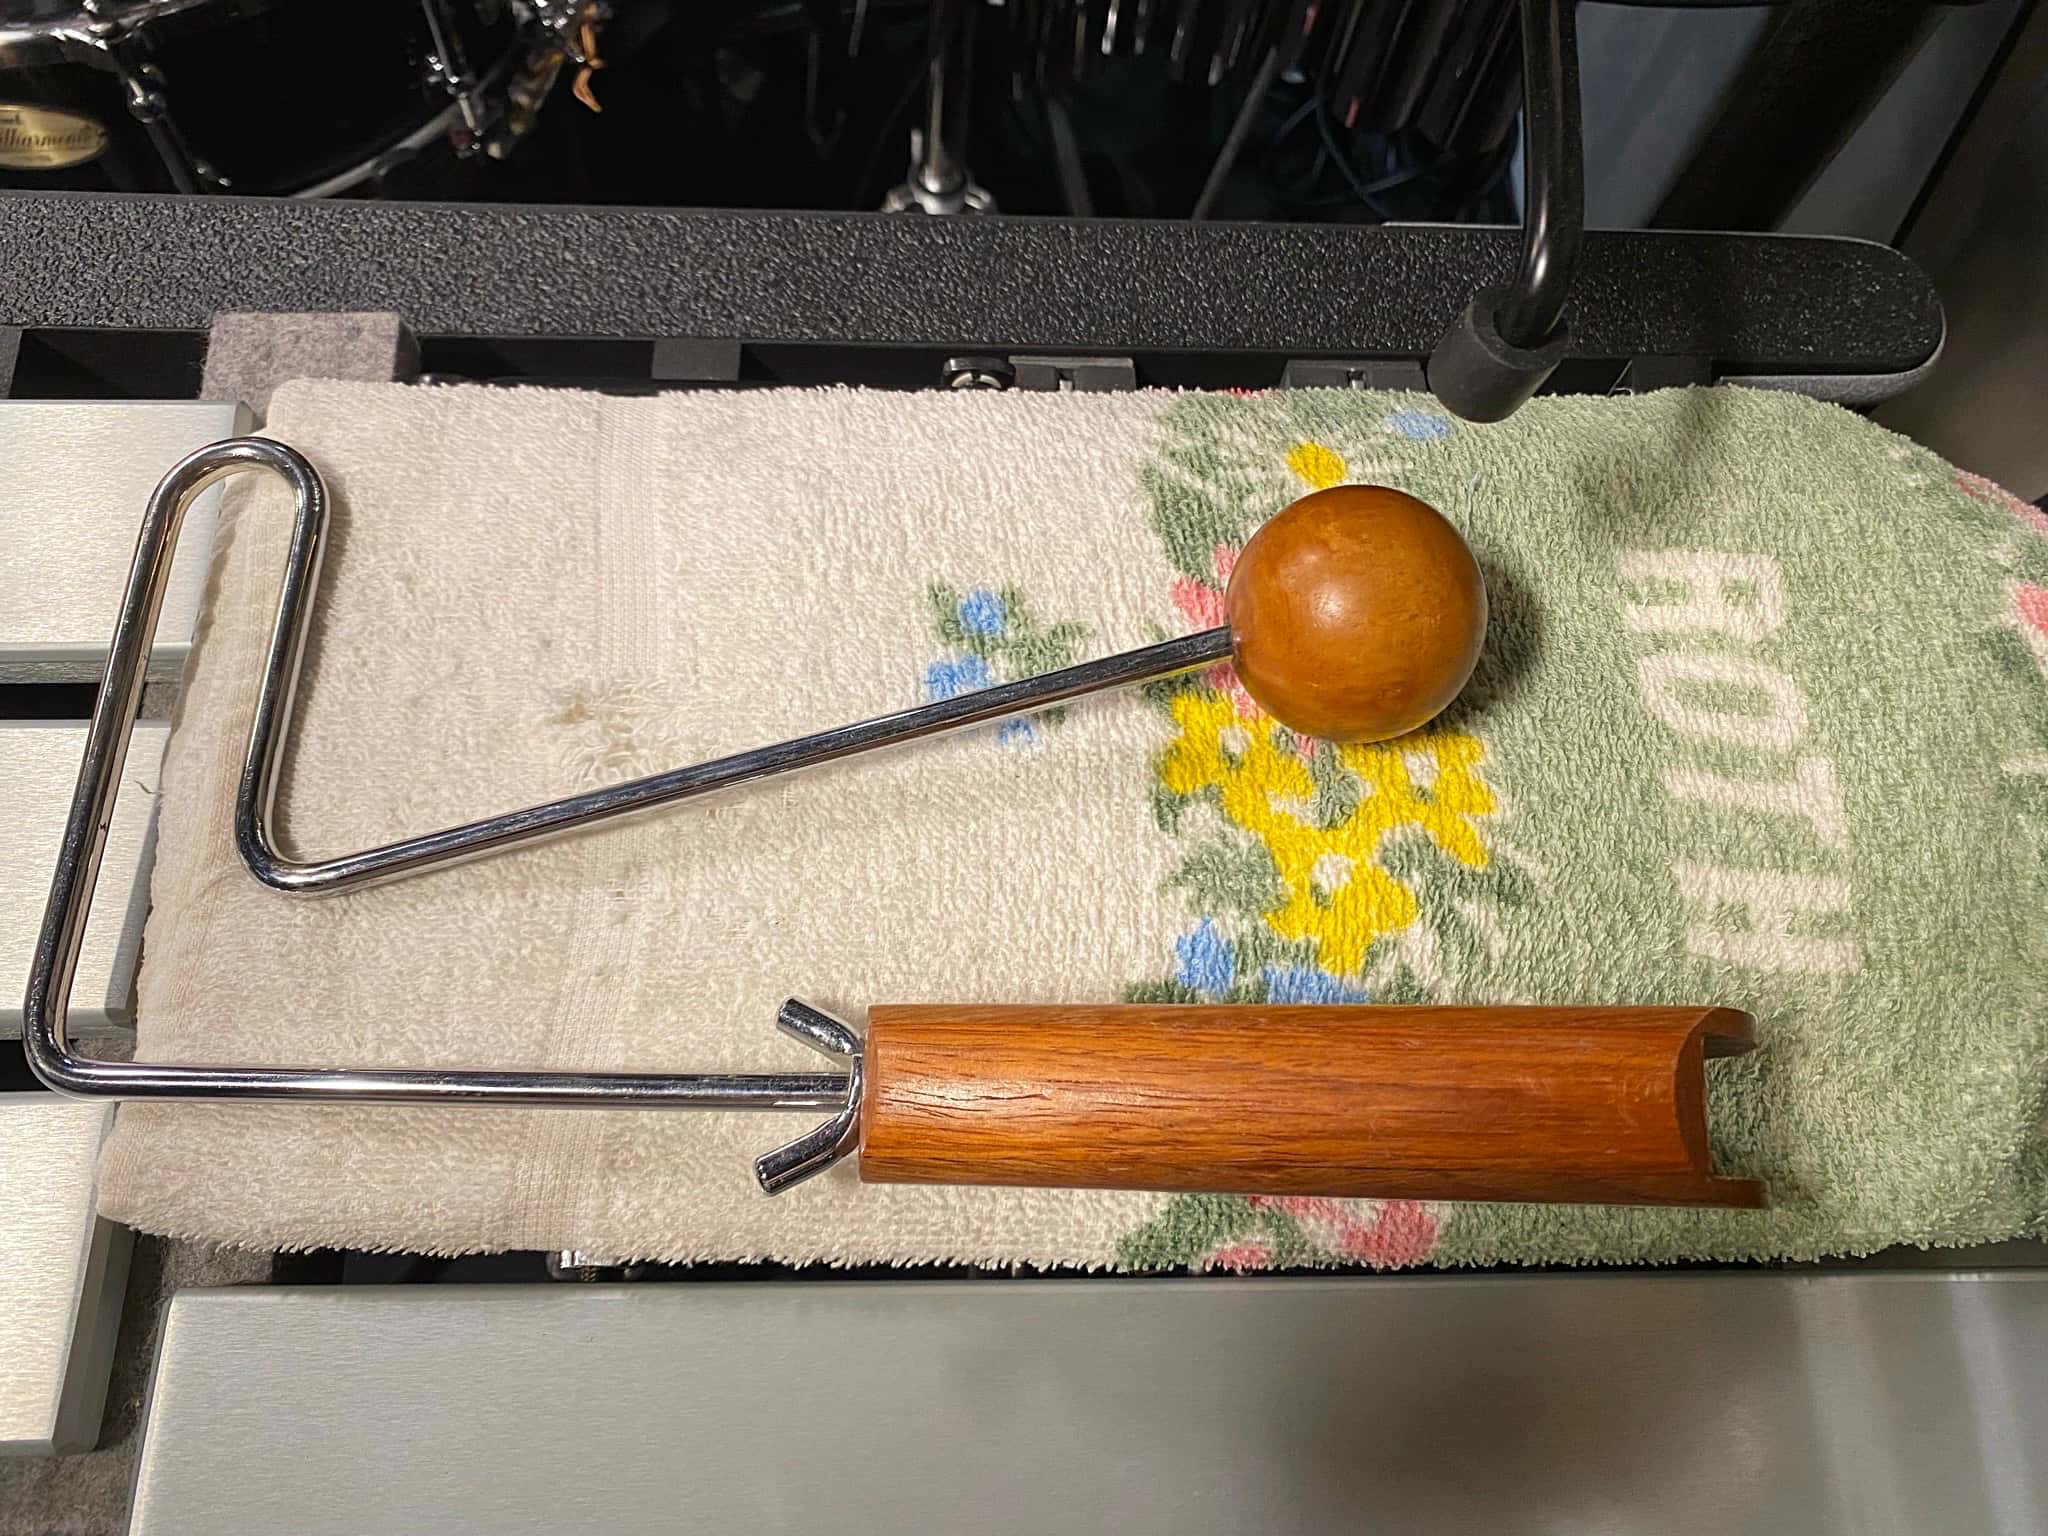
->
[755,1001,865,1193]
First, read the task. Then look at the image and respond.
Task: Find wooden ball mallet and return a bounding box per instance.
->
[1220,483,1487,741]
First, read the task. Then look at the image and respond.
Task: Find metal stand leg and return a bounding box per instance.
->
[883,0,994,214]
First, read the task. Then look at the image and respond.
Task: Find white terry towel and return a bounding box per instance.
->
[103,380,1197,1262]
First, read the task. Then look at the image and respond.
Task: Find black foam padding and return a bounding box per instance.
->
[1427,286,1570,424]
[0,192,1943,374]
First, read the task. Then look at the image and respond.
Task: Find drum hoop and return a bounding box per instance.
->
[0,0,216,56]
[5,1,527,195]
[287,44,519,199]
[0,18,109,67]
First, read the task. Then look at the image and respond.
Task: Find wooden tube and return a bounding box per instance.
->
[857,1004,1764,1208]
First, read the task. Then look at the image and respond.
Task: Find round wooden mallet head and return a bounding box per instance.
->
[1224,484,1487,743]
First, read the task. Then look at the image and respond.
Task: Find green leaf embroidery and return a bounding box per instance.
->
[1165,836,1285,918]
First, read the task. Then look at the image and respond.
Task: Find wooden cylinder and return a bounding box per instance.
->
[857,1004,1763,1208]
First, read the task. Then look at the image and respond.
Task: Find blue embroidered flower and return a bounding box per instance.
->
[1175,919,1235,997]
[924,652,993,702]
[1262,964,1369,1005]
[958,588,1007,636]
[1383,408,1452,442]
[922,583,1086,751]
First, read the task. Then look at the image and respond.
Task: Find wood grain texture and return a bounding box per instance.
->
[1224,485,1487,743]
[858,1005,1764,1208]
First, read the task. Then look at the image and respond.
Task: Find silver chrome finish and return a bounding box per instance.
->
[0,1100,132,1455]
[0,14,105,69]
[287,56,517,201]
[23,437,1226,1187]
[209,452,1224,896]
[771,997,863,1061]
[881,0,993,214]
[125,1272,2048,1536]
[0,7,205,191]
[1,0,529,198]
[122,73,200,194]
[238,609,1222,895]
[419,0,479,98]
[943,354,1013,390]
[417,0,491,141]
[754,1001,866,1192]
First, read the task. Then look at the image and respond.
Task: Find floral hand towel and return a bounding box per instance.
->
[98,381,2048,1268]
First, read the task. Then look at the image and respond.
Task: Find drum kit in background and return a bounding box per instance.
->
[0,0,606,196]
[0,0,1527,213]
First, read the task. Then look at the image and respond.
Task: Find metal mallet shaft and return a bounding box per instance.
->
[25,437,1489,1195]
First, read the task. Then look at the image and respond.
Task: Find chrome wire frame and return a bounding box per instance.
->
[23,438,1232,1190]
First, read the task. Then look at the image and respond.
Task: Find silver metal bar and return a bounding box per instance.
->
[126,1274,2048,1536]
[881,0,994,213]
[243,616,1227,895]
[22,439,1227,1162]
[917,0,973,198]
[0,1100,132,1456]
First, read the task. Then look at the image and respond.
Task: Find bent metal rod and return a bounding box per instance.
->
[25,437,1487,1193]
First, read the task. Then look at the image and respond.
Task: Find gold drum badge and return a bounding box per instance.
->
[0,103,110,170]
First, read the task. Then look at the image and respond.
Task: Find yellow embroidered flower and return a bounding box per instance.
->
[1286,440,1347,491]
[1160,687,1496,977]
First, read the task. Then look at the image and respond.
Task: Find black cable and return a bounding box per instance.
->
[1271,95,1321,147]
[1452,132,1520,222]
[1422,0,1581,420]
[1494,0,1582,348]
[1190,41,1288,219]
[1044,96,1094,215]
[1191,0,1318,221]
[1311,101,1419,217]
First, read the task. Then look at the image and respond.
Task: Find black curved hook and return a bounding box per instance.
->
[1426,0,1585,423]
[1497,0,1583,351]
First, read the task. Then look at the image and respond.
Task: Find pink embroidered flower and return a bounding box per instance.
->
[1170,546,1243,633]
[1958,471,2048,538]
[1174,544,1314,753]
[1205,662,1260,722]
[1202,1239,1274,1271]
[1347,1199,1439,1268]
[1248,1195,1440,1270]
[2016,583,2048,638]
[1171,577,1227,630]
